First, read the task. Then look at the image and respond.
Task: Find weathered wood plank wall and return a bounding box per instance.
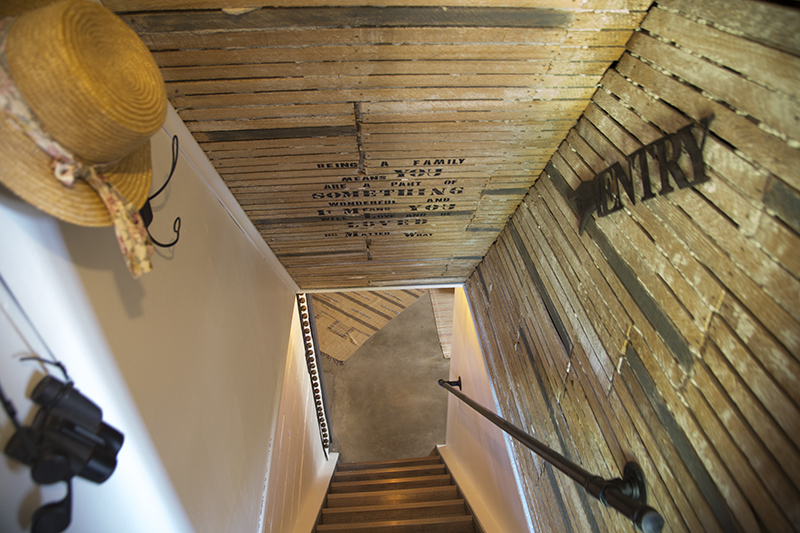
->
[108,0,651,289]
[465,1,800,531]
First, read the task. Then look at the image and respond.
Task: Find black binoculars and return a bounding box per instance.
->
[4,375,124,485]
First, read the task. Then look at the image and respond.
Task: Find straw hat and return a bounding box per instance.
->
[0,0,167,227]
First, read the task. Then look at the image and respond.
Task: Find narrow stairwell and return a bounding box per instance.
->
[314,452,483,532]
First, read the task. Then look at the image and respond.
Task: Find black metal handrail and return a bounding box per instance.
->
[439,377,664,533]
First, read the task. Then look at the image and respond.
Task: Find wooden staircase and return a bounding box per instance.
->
[314,452,482,532]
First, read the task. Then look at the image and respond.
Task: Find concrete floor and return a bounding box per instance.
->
[320,292,450,463]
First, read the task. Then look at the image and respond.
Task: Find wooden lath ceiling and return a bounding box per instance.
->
[107,0,652,290]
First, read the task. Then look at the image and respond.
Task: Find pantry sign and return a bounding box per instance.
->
[572,117,713,234]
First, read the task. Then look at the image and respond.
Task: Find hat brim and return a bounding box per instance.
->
[0,113,152,227]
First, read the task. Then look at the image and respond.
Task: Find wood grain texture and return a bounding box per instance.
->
[110,2,645,288]
[107,2,800,528]
[463,2,800,532]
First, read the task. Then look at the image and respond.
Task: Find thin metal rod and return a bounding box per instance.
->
[305,294,332,438]
[298,294,331,459]
[439,379,664,533]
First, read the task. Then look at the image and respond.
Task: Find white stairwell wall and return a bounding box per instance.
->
[0,106,333,533]
[439,287,532,533]
[264,304,338,533]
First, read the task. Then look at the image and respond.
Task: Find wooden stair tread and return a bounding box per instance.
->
[336,456,442,471]
[315,514,476,532]
[321,499,467,524]
[317,454,479,532]
[333,464,447,481]
[325,485,460,508]
[330,474,452,493]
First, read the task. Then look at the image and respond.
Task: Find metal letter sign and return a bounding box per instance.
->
[572,116,713,234]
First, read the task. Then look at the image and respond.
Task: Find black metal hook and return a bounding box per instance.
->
[140,135,181,248]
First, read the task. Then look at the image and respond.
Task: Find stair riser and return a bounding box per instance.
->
[334,465,446,482]
[316,515,475,532]
[336,457,442,472]
[322,500,467,524]
[330,475,452,493]
[326,486,460,508]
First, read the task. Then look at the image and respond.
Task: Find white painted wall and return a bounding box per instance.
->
[0,107,332,533]
[0,271,192,533]
[263,306,338,533]
[440,287,532,533]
